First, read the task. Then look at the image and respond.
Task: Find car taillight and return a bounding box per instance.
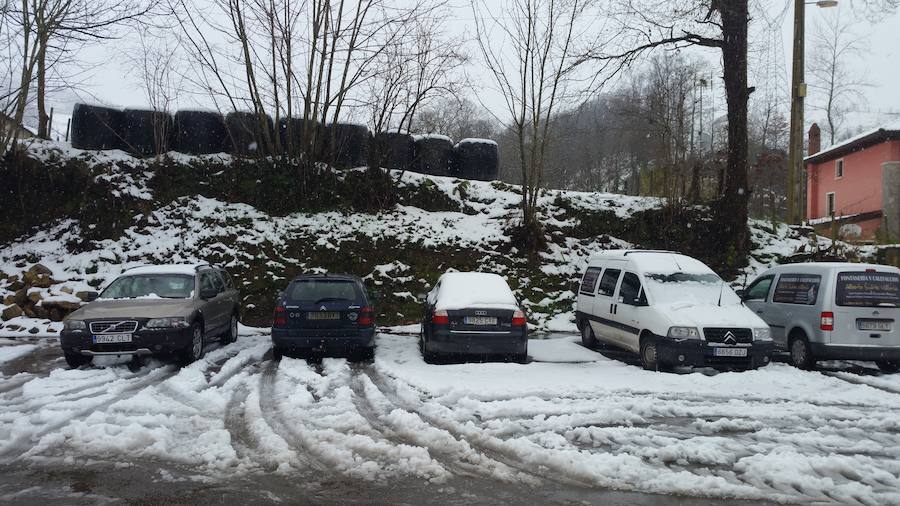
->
[273,306,287,327]
[820,312,834,331]
[358,307,374,326]
[432,310,449,325]
[511,309,527,327]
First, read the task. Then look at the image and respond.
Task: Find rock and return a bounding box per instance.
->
[1,304,23,321]
[28,291,42,304]
[22,271,37,285]
[28,327,39,334]
[29,264,53,276]
[48,308,64,322]
[23,306,36,318]
[75,291,95,302]
[14,289,27,305]
[7,275,19,284]
[8,280,24,291]
[60,286,74,294]
[2,295,14,305]
[31,275,54,288]
[32,305,50,319]
[42,300,82,312]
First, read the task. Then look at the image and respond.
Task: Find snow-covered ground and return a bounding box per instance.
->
[1,331,898,504]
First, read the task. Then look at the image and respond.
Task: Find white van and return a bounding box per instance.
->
[575,250,774,370]
[742,262,900,371]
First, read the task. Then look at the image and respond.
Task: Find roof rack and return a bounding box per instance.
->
[194,264,213,271]
[623,250,678,256]
[122,264,150,272]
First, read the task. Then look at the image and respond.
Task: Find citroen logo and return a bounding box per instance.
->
[723,331,737,345]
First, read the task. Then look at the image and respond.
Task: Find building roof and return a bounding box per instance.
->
[805,122,900,164]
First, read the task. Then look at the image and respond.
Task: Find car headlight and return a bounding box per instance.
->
[145,317,190,329]
[64,320,86,331]
[667,326,701,339]
[753,327,772,341]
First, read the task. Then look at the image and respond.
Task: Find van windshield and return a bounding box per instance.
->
[643,272,741,306]
[835,271,899,307]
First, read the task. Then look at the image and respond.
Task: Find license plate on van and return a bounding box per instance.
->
[93,334,132,344]
[858,320,892,331]
[713,347,747,357]
[308,312,340,320]
[464,316,497,326]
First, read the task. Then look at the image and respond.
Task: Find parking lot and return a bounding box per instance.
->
[1,330,898,505]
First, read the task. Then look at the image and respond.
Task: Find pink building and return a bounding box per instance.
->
[805,123,900,242]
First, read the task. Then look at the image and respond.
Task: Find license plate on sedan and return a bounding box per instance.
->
[308,312,340,320]
[713,347,747,357]
[858,320,892,331]
[464,316,498,326]
[92,334,132,344]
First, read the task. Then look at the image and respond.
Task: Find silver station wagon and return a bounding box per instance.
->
[741,262,900,372]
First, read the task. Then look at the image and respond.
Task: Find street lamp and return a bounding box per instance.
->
[787,0,838,224]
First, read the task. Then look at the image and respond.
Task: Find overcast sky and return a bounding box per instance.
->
[51,0,900,145]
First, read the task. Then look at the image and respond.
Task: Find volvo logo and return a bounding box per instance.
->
[723,331,738,345]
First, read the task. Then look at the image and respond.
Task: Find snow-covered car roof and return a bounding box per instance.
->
[590,250,714,276]
[119,264,209,277]
[433,272,518,311]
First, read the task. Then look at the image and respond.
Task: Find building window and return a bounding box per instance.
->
[826,192,836,216]
[835,159,844,179]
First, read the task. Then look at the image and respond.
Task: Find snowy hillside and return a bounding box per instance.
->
[0,139,870,338]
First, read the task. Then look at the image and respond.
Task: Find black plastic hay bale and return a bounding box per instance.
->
[70,103,123,151]
[454,138,499,181]
[277,117,324,158]
[226,111,274,156]
[371,131,414,170]
[323,122,370,168]
[173,110,229,155]
[412,135,454,176]
[121,109,173,156]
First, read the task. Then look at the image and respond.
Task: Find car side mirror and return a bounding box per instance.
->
[85,291,99,302]
[199,288,218,300]
[416,293,427,302]
[735,289,746,300]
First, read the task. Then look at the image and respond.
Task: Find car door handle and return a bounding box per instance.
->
[756,310,764,314]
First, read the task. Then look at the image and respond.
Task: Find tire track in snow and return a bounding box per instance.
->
[820,371,900,395]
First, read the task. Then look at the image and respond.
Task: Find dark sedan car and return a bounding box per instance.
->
[60,264,240,367]
[420,272,528,363]
[271,274,376,361]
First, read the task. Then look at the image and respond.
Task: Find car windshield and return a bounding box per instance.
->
[100,274,194,299]
[288,279,360,303]
[643,272,741,306]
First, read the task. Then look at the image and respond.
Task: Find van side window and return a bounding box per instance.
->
[597,269,621,297]
[619,272,647,305]
[219,269,234,290]
[580,267,602,295]
[772,274,821,305]
[745,276,774,301]
[200,272,217,293]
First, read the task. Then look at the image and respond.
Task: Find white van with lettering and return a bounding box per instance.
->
[742,262,900,371]
[575,250,774,371]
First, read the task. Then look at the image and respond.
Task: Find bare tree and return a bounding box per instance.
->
[472,0,597,248]
[129,27,184,156]
[807,12,869,146]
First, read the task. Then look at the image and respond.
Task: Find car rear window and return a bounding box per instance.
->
[835,271,899,307]
[772,274,821,305]
[288,279,361,303]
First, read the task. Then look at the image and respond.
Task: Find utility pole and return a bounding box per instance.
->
[787,0,838,224]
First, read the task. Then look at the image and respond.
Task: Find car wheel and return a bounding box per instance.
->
[581,323,598,348]
[876,360,900,373]
[223,314,239,344]
[64,352,92,368]
[422,339,437,364]
[179,324,204,365]
[639,338,660,371]
[789,335,815,370]
[272,345,283,361]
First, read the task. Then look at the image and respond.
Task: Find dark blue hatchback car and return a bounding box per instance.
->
[271,274,376,360]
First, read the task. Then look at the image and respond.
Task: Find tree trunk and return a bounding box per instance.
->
[717,0,751,264]
[37,37,49,139]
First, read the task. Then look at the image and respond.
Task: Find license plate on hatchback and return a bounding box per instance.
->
[858,320,892,331]
[713,347,747,357]
[92,334,132,344]
[464,316,498,326]
[308,312,340,320]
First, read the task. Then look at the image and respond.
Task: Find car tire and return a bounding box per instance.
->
[272,345,283,361]
[581,323,598,348]
[223,313,239,344]
[421,339,438,364]
[639,338,660,371]
[179,324,205,366]
[876,360,899,373]
[64,352,92,368]
[789,335,815,370]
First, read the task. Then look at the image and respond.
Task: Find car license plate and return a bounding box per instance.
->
[713,347,747,357]
[308,312,340,320]
[464,316,497,326]
[858,320,892,331]
[93,334,132,344]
